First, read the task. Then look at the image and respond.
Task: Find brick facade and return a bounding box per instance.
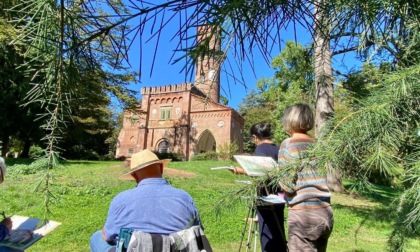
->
[115,84,244,160]
[116,25,244,160]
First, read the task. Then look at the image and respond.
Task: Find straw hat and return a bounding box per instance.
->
[119,149,171,180]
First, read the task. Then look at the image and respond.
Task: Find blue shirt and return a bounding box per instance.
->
[103,178,200,240]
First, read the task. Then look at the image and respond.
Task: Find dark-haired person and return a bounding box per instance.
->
[233,123,287,252]
[251,122,279,161]
[233,122,279,174]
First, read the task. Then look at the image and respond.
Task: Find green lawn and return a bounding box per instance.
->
[0,159,419,251]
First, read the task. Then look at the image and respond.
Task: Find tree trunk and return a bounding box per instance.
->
[314,1,334,136]
[326,163,344,192]
[20,138,31,158]
[314,0,344,192]
[1,133,9,157]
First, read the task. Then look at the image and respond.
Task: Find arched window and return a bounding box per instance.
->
[158,140,170,153]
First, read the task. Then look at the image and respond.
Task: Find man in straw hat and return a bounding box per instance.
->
[90,150,202,252]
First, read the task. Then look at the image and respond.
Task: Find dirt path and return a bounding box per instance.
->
[163,168,196,178]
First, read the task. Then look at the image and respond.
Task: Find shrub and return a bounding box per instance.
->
[191,151,218,161]
[217,142,239,161]
[155,152,183,161]
[8,164,39,176]
[29,145,44,159]
[7,158,63,177]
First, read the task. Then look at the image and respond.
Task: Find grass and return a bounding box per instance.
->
[0,159,419,252]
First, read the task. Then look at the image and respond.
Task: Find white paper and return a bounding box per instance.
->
[0,215,61,250]
[11,216,39,230]
[234,155,279,177]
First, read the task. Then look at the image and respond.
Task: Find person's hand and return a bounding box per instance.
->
[230,166,246,175]
[0,217,12,231]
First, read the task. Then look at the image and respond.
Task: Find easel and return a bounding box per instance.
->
[239,201,259,252]
[238,183,288,252]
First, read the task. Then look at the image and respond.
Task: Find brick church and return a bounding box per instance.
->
[116,26,244,160]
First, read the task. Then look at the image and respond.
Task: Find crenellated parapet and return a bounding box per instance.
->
[141,83,192,95]
[116,25,244,161]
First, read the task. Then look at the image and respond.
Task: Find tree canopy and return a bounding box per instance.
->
[2,0,419,250]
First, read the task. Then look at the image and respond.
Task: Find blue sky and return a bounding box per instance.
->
[123,21,315,110]
[121,10,361,111]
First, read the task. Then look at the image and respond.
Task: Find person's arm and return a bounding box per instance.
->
[186,194,204,230]
[0,217,12,241]
[277,139,298,195]
[101,198,121,244]
[228,166,246,175]
[0,226,9,241]
[101,227,117,244]
[277,169,297,195]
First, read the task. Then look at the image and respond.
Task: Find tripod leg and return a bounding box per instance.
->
[253,220,258,252]
[239,204,252,252]
[245,206,256,252]
[245,215,253,252]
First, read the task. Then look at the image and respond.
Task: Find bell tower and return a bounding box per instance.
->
[195,25,221,104]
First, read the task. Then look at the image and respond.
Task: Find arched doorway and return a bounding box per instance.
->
[156,139,170,153]
[197,130,216,153]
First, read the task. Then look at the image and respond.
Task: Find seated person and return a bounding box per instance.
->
[90,150,202,252]
[1,157,15,252]
[0,213,12,242]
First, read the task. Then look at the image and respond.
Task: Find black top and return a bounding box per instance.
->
[254,143,279,161]
[254,143,281,196]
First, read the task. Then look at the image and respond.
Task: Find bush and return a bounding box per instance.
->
[155,152,183,161]
[29,145,44,159]
[191,151,218,161]
[8,164,39,176]
[217,142,239,161]
[7,158,64,177]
